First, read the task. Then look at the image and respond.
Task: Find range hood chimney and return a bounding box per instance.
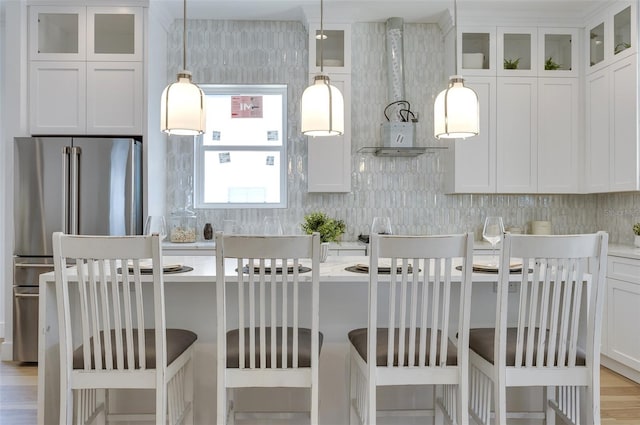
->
[386,17,406,122]
[359,18,445,156]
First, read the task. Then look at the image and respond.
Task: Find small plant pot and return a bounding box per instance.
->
[634,235,640,248]
[320,242,329,262]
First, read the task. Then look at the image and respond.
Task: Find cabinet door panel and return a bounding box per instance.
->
[29,62,86,134]
[497,78,537,192]
[86,62,143,135]
[607,277,640,370]
[610,56,639,190]
[537,78,579,193]
[585,70,610,192]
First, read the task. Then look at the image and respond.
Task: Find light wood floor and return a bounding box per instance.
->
[0,361,638,424]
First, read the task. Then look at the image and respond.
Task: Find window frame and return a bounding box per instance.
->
[194,84,288,209]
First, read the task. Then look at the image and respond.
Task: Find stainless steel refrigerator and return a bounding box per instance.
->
[13,136,143,362]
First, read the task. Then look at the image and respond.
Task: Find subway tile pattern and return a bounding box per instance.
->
[165,19,634,244]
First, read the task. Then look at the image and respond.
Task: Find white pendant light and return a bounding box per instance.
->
[161,0,205,136]
[434,0,479,139]
[301,0,344,137]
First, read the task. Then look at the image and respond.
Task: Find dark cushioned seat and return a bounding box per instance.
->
[226,327,323,368]
[348,328,458,367]
[468,327,586,366]
[72,328,198,370]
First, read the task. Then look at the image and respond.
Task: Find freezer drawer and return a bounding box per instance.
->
[13,257,53,363]
[13,286,39,362]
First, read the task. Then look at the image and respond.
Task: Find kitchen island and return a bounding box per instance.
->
[37,254,515,424]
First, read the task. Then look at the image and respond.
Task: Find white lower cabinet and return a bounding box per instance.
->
[603,255,640,380]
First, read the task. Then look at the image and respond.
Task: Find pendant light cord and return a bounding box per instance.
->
[320,0,324,73]
[453,0,458,72]
[183,0,187,71]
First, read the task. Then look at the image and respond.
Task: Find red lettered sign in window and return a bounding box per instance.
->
[231,96,263,118]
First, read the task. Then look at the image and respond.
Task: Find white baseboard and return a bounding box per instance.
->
[601,355,640,384]
[0,340,13,361]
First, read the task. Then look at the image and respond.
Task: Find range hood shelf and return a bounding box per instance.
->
[357,146,445,157]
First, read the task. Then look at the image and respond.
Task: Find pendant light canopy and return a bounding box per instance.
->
[301,0,344,137]
[161,0,205,136]
[434,0,479,139]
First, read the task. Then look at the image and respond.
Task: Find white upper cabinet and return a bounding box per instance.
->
[496,77,538,193]
[584,1,639,193]
[306,22,352,193]
[30,6,142,62]
[444,76,496,193]
[448,23,581,194]
[28,5,144,135]
[587,1,637,74]
[537,78,579,193]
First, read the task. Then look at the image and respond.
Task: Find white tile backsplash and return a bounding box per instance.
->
[164,19,635,244]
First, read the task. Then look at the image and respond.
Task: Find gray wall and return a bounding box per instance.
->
[164,18,637,244]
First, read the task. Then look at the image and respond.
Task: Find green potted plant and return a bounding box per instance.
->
[633,223,640,247]
[544,57,561,70]
[301,212,346,261]
[503,57,520,70]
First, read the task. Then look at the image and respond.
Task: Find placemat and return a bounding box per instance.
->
[240,265,312,275]
[345,264,414,274]
[456,265,532,274]
[118,265,194,275]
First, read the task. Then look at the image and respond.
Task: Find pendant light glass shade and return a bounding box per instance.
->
[301,75,344,136]
[160,0,205,136]
[434,75,479,139]
[161,71,205,136]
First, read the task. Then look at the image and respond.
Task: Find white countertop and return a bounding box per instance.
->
[607,243,640,260]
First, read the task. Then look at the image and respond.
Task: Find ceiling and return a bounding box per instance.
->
[152,0,605,24]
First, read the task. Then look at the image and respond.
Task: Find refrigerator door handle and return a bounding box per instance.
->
[70,146,82,235]
[62,146,71,234]
[128,139,137,235]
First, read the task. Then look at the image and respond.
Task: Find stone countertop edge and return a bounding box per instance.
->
[160,241,640,260]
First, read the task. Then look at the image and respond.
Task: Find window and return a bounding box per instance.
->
[195,84,287,209]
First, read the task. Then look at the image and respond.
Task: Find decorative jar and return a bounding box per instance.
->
[168,208,197,243]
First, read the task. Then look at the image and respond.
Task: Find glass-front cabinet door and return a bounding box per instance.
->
[587,1,636,73]
[539,28,579,76]
[458,27,496,75]
[613,5,635,56]
[308,23,351,74]
[589,20,606,69]
[87,7,142,61]
[497,27,537,76]
[29,6,86,61]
